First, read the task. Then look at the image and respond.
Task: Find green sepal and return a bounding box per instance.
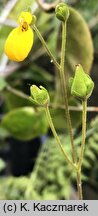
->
[71,64,94,100]
[30,85,50,106]
[55,3,69,22]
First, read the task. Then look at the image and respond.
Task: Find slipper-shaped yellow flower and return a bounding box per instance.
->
[4,12,34,61]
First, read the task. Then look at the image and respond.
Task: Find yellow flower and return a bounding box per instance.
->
[4,12,34,62]
[18,11,33,25]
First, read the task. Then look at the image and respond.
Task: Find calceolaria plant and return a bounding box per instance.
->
[4,3,94,200]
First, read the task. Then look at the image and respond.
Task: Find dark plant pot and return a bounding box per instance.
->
[83,184,98,200]
[8,136,43,176]
[0,136,45,176]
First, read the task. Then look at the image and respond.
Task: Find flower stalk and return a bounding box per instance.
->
[78,100,87,169]
[76,100,87,200]
[32,24,60,70]
[45,105,76,169]
[76,170,83,200]
[60,21,77,164]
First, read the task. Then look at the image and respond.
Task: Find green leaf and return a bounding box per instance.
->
[67,7,93,74]
[0,77,7,91]
[1,107,48,141]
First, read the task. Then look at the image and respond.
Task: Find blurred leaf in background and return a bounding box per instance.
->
[76,0,98,21]
[1,107,48,141]
[57,6,94,75]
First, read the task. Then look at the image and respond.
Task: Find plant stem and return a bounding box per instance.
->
[33,24,60,71]
[45,105,76,169]
[33,22,77,163]
[79,100,87,169]
[33,20,82,199]
[77,99,87,200]
[60,21,77,163]
[76,171,83,200]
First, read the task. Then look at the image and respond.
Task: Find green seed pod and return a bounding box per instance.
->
[30,85,50,106]
[55,3,69,22]
[71,64,94,100]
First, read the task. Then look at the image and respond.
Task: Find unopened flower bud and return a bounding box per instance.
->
[32,15,36,25]
[55,3,69,22]
[70,64,94,100]
[30,85,50,106]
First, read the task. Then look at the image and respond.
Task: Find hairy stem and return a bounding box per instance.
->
[77,100,87,199]
[76,171,83,200]
[45,105,76,169]
[60,21,77,163]
[33,24,60,70]
[79,100,87,169]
